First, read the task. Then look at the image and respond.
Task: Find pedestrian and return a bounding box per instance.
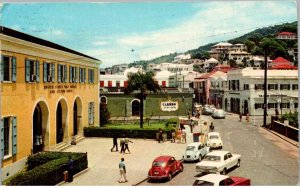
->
[118,157,128,183]
[275,108,279,117]
[111,135,118,152]
[124,137,133,154]
[179,122,185,130]
[189,120,194,133]
[158,128,163,143]
[209,122,214,132]
[171,129,176,143]
[181,128,186,144]
[187,109,191,120]
[246,112,250,123]
[67,156,74,182]
[239,112,243,122]
[120,135,126,154]
[176,128,182,143]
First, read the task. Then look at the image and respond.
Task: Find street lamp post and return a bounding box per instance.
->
[263,47,268,127]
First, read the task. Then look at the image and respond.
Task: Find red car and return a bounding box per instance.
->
[192,174,251,186]
[148,155,183,181]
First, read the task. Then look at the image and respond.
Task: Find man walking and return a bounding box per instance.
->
[118,158,128,183]
[111,135,118,152]
[124,137,133,154]
[120,135,126,154]
[239,112,243,122]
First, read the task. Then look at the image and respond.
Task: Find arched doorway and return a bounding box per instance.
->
[56,99,68,144]
[73,97,83,136]
[244,100,248,115]
[225,98,228,111]
[132,100,140,116]
[73,102,78,136]
[32,101,49,153]
[100,96,107,104]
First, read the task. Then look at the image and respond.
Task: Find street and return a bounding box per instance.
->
[140,114,299,186]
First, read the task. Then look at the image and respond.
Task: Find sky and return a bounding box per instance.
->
[0,1,298,68]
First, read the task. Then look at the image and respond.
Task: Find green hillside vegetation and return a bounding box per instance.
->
[128,21,297,68]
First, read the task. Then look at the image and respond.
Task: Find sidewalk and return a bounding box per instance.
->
[60,115,211,186]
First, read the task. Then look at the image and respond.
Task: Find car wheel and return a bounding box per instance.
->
[237,159,241,167]
[198,154,203,162]
[179,165,184,172]
[167,173,172,181]
[221,168,226,175]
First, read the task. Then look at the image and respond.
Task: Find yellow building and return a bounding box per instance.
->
[0,26,101,180]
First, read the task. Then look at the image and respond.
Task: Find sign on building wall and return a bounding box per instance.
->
[160,100,178,112]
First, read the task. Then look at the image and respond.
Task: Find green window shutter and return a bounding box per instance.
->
[88,70,91,84]
[64,65,67,83]
[58,64,61,83]
[92,102,95,124]
[51,64,55,82]
[75,67,78,83]
[79,68,82,83]
[0,56,4,81]
[69,66,73,83]
[91,70,94,83]
[25,59,30,82]
[12,117,17,155]
[88,103,92,124]
[84,68,86,83]
[43,62,47,83]
[12,56,17,82]
[0,119,4,159]
[36,61,40,82]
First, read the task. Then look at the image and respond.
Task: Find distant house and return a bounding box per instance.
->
[269,57,297,70]
[276,32,297,40]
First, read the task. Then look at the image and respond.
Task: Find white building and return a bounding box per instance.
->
[153,70,174,87]
[148,62,193,73]
[174,54,191,62]
[223,67,298,116]
[204,58,219,70]
[228,51,251,64]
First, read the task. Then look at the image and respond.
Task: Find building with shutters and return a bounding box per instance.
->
[0,26,101,181]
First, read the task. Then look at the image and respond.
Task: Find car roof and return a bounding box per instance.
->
[153,156,173,162]
[197,174,228,183]
[187,142,201,147]
[207,150,230,156]
[208,132,220,136]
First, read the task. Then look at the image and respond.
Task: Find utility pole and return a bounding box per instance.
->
[263,48,268,127]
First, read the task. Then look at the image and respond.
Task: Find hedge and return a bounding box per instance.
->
[84,126,172,139]
[6,152,88,186]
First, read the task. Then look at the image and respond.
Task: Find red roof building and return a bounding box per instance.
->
[276,32,297,40]
[269,57,297,70]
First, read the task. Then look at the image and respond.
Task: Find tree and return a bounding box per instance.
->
[245,40,256,53]
[100,103,110,126]
[260,37,287,59]
[229,59,237,68]
[124,71,161,128]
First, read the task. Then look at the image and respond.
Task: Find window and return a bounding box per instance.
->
[280,84,290,90]
[43,62,55,83]
[79,68,86,83]
[292,84,298,90]
[100,81,104,87]
[116,81,120,88]
[25,59,40,82]
[1,116,17,158]
[281,103,290,108]
[57,64,67,83]
[69,66,78,83]
[268,84,278,90]
[268,103,278,109]
[255,103,264,109]
[88,102,95,125]
[1,56,17,82]
[108,81,112,87]
[295,103,298,109]
[255,84,264,90]
[88,69,95,84]
[244,84,249,90]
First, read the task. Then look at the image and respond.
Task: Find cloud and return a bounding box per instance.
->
[92,41,108,46]
[52,29,64,36]
[89,1,297,67]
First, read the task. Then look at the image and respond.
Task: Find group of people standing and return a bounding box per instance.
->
[239,112,250,123]
[111,134,133,154]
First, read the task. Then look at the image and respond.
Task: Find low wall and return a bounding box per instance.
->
[267,116,299,141]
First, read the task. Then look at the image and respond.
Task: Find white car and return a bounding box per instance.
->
[182,142,210,162]
[192,174,251,186]
[206,132,223,149]
[212,109,226,119]
[195,150,241,175]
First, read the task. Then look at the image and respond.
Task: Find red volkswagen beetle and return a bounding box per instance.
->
[148,155,183,181]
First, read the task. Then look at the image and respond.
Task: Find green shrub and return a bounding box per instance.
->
[280,111,298,128]
[6,152,87,186]
[165,118,178,128]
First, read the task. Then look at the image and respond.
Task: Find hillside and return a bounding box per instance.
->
[129,21,297,67]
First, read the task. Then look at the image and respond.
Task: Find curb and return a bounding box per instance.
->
[132,177,148,186]
[56,167,90,186]
[260,127,299,148]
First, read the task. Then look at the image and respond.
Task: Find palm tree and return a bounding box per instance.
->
[124,71,161,128]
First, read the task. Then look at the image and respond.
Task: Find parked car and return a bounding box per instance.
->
[148,156,183,181]
[206,132,223,149]
[183,142,210,162]
[195,150,241,175]
[192,174,251,186]
[212,109,226,119]
[202,106,214,115]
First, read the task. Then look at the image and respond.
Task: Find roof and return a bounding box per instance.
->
[278,32,296,35]
[212,65,234,73]
[195,70,218,79]
[207,150,229,156]
[197,174,228,183]
[153,156,173,162]
[207,132,220,136]
[213,42,232,47]
[1,26,100,61]
[272,57,291,63]
[271,65,298,70]
[206,58,219,63]
[228,67,298,78]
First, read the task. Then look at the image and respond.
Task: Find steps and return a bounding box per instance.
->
[56,142,70,151]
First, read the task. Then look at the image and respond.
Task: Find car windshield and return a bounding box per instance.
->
[203,155,221,162]
[186,146,196,151]
[209,135,219,139]
[193,180,214,186]
[152,161,165,167]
